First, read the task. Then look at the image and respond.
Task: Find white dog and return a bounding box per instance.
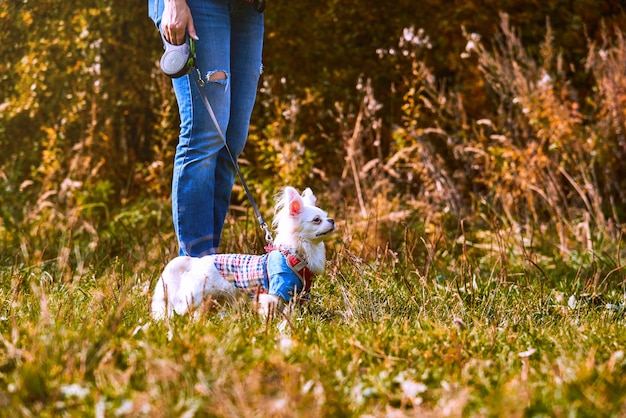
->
[151,187,335,319]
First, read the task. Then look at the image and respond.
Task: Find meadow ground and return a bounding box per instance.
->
[1,216,625,417]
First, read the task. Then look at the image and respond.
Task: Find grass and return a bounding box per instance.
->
[1,217,625,417]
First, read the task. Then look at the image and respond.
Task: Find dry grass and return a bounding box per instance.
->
[1,207,626,416]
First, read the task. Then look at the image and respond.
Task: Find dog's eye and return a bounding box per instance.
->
[312,216,322,224]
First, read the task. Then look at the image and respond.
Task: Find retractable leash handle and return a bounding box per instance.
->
[159,34,274,245]
[159,34,195,78]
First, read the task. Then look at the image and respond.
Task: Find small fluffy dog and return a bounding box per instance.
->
[151,187,335,319]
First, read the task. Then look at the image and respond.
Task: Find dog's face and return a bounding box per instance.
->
[273,187,335,243]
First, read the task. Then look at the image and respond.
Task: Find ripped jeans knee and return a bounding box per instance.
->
[206,70,229,87]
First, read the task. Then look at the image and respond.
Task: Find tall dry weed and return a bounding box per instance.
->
[340,14,626,272]
[461,14,625,254]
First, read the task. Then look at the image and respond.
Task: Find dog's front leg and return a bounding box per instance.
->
[255,293,284,318]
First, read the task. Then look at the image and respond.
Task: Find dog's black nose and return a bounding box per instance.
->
[328,218,335,227]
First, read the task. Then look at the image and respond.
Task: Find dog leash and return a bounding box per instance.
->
[190,66,274,245]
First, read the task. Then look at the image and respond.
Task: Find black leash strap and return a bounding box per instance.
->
[190,66,273,245]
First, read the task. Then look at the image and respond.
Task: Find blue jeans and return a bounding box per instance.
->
[149,0,264,256]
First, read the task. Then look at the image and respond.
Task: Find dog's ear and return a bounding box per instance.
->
[301,188,317,206]
[286,187,304,216]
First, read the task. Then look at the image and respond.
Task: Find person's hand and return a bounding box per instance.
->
[161,0,198,45]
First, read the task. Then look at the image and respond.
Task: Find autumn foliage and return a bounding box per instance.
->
[1,1,625,272]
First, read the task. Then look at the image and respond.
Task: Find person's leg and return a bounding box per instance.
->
[212,1,264,248]
[171,0,232,256]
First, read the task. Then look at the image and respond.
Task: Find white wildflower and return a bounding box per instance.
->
[60,383,89,399]
[518,348,537,358]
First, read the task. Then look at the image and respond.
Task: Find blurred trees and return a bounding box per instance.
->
[1,0,625,263]
[0,1,175,264]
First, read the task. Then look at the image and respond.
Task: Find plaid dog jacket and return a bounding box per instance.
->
[212,249,313,302]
